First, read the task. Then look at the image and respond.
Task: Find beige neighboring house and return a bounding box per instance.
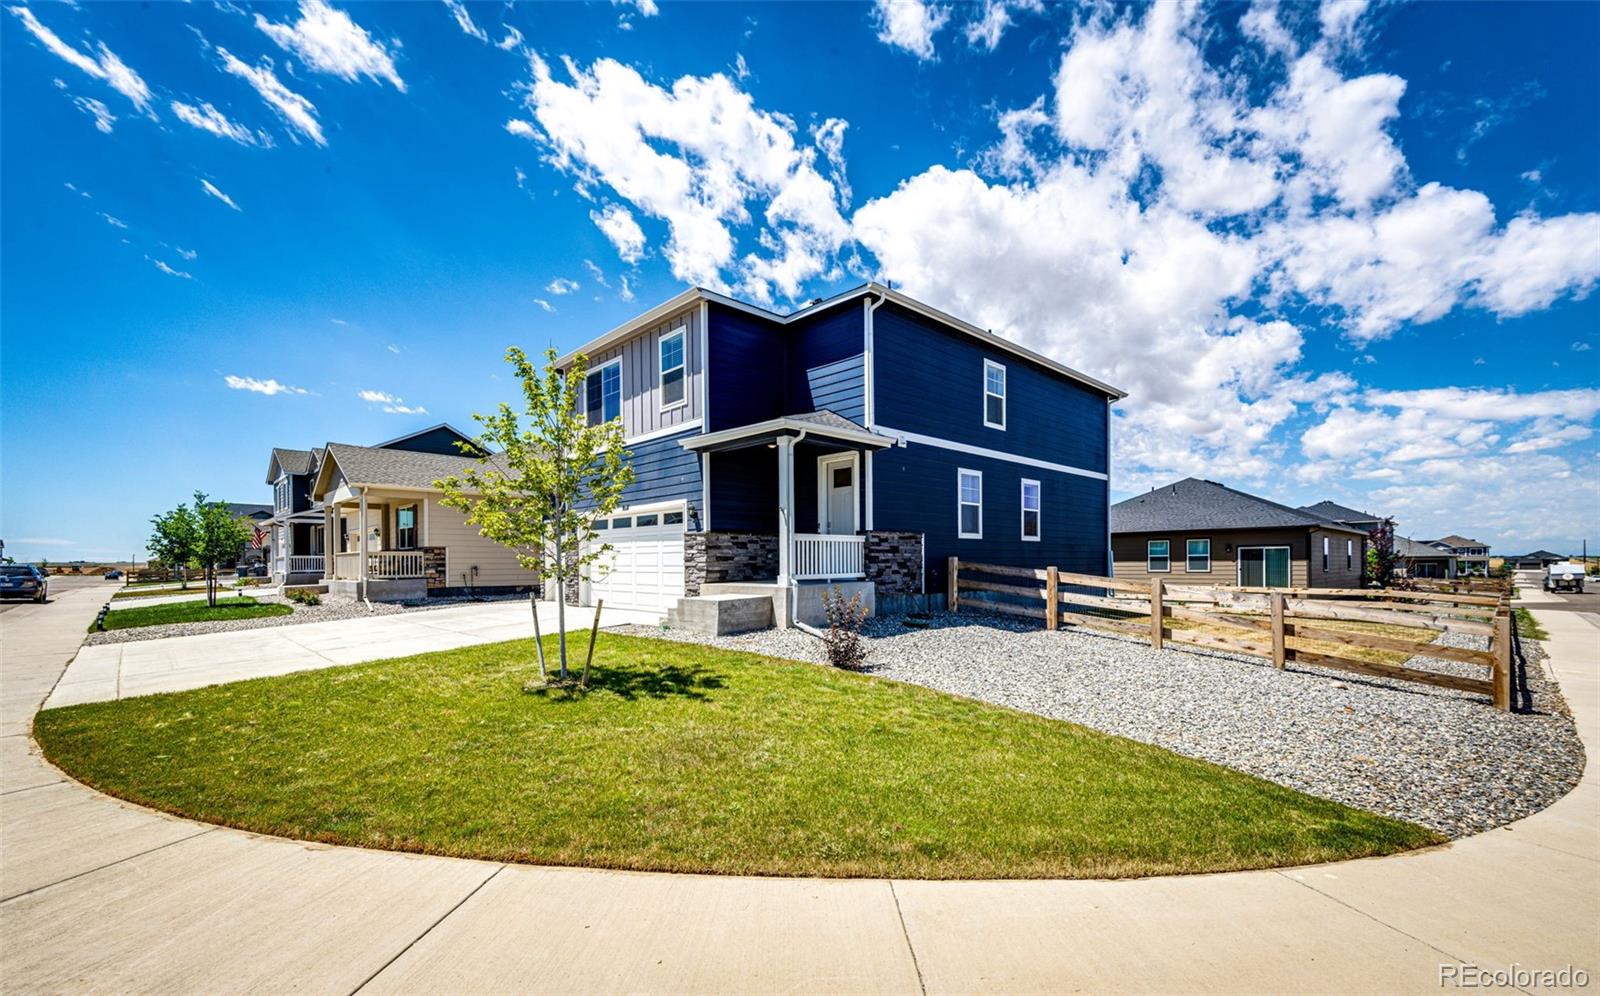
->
[308,435,538,601]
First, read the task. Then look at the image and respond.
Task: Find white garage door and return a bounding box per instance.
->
[589,506,686,613]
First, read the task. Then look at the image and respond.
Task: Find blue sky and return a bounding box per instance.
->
[2,0,1597,563]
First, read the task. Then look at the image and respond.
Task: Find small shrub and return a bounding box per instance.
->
[286,589,321,607]
[820,586,869,670]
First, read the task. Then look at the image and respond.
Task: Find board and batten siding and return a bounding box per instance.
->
[574,304,704,441]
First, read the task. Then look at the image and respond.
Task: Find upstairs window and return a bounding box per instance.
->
[660,328,686,409]
[983,360,1006,429]
[585,361,621,426]
[1020,479,1041,541]
[1147,539,1171,573]
[1186,538,1210,573]
[958,469,983,539]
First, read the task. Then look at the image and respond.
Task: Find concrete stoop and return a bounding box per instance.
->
[666,594,774,635]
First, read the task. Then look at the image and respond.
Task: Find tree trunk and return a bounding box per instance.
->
[530,590,547,681]
[555,525,569,679]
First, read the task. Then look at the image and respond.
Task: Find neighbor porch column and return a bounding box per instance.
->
[357,488,369,599]
[776,436,795,586]
[323,505,336,579]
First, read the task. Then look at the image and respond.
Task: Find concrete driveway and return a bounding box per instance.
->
[1,581,1595,992]
[50,597,662,707]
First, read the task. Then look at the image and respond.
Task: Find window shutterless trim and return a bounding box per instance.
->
[1185,537,1210,573]
[983,359,1006,430]
[957,468,983,539]
[584,357,623,427]
[1020,478,1040,542]
[659,327,687,412]
[1147,538,1171,573]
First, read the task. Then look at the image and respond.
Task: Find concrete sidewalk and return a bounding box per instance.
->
[50,598,662,707]
[1,582,1594,993]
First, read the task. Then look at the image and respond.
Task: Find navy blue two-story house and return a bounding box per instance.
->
[554,283,1124,627]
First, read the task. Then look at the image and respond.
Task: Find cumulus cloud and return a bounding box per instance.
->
[964,0,1042,51]
[8,6,154,114]
[73,96,115,133]
[442,0,487,42]
[199,178,242,211]
[358,388,427,414]
[546,277,579,295]
[219,49,325,145]
[497,25,524,51]
[520,55,849,301]
[590,203,647,264]
[254,0,405,91]
[226,374,308,395]
[872,0,949,61]
[172,100,264,146]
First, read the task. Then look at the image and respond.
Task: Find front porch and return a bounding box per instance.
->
[320,489,448,599]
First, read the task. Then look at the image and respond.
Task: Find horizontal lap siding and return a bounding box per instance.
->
[708,304,785,430]
[428,499,539,588]
[801,355,865,424]
[787,308,865,423]
[1111,528,1311,587]
[873,303,1108,471]
[616,429,702,509]
[875,443,1108,597]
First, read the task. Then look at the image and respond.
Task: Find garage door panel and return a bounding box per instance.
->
[589,509,685,613]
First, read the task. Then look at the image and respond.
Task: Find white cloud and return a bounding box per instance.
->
[226,374,308,395]
[73,96,115,133]
[546,277,579,295]
[358,388,427,414]
[873,0,949,61]
[583,260,608,286]
[521,55,849,301]
[199,179,242,211]
[176,247,198,261]
[964,0,1041,51]
[614,0,658,15]
[589,204,647,264]
[219,49,325,146]
[442,0,487,42]
[1574,342,1593,353]
[533,298,554,312]
[172,100,264,145]
[99,212,126,228]
[150,258,193,279]
[504,118,536,139]
[8,6,153,113]
[617,275,635,302]
[497,25,524,51]
[254,0,405,91]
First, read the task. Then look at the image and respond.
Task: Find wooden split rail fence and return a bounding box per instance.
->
[947,557,1513,710]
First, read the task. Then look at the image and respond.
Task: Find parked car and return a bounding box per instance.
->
[1545,562,1586,593]
[0,565,49,602]
[104,569,124,580]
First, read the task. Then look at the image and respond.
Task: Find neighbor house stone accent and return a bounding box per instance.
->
[864,531,923,595]
[684,532,779,596]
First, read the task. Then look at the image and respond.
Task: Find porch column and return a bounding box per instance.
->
[323,505,335,579]
[357,488,369,599]
[776,436,795,586]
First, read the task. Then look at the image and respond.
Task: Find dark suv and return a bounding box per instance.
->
[0,565,49,603]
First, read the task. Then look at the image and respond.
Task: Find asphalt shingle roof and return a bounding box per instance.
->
[1298,500,1384,523]
[320,442,496,491]
[1111,478,1364,535]
[785,410,871,432]
[270,448,316,476]
[1394,536,1450,558]
[1429,534,1487,548]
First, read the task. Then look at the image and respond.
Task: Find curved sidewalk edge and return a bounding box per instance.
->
[1,584,1594,994]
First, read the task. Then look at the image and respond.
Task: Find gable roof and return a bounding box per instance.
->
[555,282,1127,401]
[1395,535,1452,558]
[1505,550,1566,561]
[266,447,316,484]
[1429,534,1487,548]
[1111,478,1364,535]
[371,423,483,456]
[225,503,273,520]
[1298,500,1385,524]
[311,442,510,499]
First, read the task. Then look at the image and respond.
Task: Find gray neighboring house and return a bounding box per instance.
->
[1394,535,1457,578]
[1505,550,1569,570]
[1111,478,1367,589]
[1423,534,1492,577]
[1297,500,1390,536]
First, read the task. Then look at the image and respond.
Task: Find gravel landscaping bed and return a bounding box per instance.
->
[614,613,1584,838]
[83,593,528,645]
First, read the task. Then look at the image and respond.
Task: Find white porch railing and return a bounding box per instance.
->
[793,534,865,581]
[333,553,361,579]
[288,555,325,575]
[331,550,428,580]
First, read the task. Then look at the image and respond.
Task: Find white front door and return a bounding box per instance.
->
[588,506,686,613]
[817,453,859,535]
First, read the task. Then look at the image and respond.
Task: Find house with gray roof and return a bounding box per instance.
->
[1296,499,1390,535]
[1422,534,1492,576]
[1393,535,1459,579]
[1111,478,1367,589]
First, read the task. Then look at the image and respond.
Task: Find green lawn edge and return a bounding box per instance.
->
[35,632,1444,880]
[92,596,292,632]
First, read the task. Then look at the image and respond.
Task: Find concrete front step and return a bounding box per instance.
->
[666,594,774,636]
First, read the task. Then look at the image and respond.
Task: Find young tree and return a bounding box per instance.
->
[192,492,250,607]
[436,346,633,683]
[1365,519,1401,588]
[147,504,200,589]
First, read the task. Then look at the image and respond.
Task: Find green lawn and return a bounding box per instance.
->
[93,596,292,631]
[35,634,1440,879]
[113,587,220,601]
[1515,607,1549,642]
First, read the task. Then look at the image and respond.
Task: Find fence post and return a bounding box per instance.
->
[947,556,960,614]
[1270,591,1286,669]
[1045,566,1059,631]
[1493,602,1512,711]
[1150,577,1164,650]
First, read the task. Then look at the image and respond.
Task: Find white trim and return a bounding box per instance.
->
[983,359,1007,431]
[583,356,623,426]
[873,425,1109,481]
[957,468,983,540]
[1185,537,1210,573]
[606,498,690,517]
[816,451,861,535]
[863,450,874,531]
[1146,538,1172,573]
[698,300,709,431]
[1237,545,1293,588]
[1020,478,1041,542]
[681,416,893,451]
[701,451,711,531]
[658,327,688,412]
[625,419,704,445]
[422,497,430,547]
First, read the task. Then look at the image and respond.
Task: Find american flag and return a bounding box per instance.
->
[250,526,267,550]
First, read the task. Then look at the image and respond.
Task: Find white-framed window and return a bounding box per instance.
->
[585,359,621,426]
[958,469,983,539]
[1020,478,1041,541]
[1322,535,1330,571]
[1346,538,1354,570]
[1186,538,1210,573]
[983,359,1006,429]
[396,504,418,549]
[1147,539,1171,573]
[659,328,686,409]
[275,476,289,510]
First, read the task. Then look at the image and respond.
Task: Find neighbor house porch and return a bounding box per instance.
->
[320,488,447,600]
[271,511,327,585]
